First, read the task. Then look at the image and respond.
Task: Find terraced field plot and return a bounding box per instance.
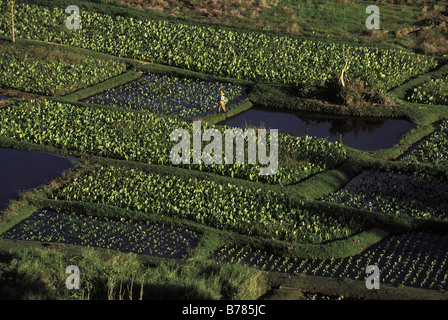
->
[83,73,247,119]
[1,0,448,302]
[0,3,438,94]
[400,121,448,166]
[407,75,448,106]
[214,231,448,291]
[322,170,448,220]
[0,148,76,212]
[2,210,200,259]
[50,164,370,244]
[0,99,347,185]
[0,40,127,96]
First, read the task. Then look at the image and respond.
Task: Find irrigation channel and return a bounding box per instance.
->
[0,148,77,212]
[218,105,416,151]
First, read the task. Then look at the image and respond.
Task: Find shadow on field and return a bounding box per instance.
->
[140,283,213,300]
[0,252,50,300]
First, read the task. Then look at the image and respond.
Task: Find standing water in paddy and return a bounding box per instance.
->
[219,106,416,151]
[0,148,77,212]
[82,73,247,119]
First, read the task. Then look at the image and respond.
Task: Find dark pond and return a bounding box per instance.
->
[0,148,77,212]
[219,106,416,151]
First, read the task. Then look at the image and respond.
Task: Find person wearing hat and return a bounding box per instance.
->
[218,90,228,113]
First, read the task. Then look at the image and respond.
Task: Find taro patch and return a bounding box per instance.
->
[0,3,437,93]
[0,148,76,212]
[0,41,127,96]
[0,99,346,186]
[322,171,448,220]
[51,164,369,244]
[407,75,448,106]
[400,121,448,166]
[213,231,448,291]
[83,73,247,119]
[2,211,201,259]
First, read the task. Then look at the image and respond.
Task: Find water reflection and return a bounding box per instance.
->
[300,113,387,144]
[219,106,415,151]
[0,148,77,211]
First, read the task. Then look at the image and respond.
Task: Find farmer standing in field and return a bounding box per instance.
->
[218,90,227,113]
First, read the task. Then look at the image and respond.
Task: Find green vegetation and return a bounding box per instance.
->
[323,170,448,220]
[83,73,247,119]
[0,99,346,185]
[0,40,127,96]
[0,243,267,300]
[88,0,448,56]
[214,231,448,291]
[0,2,438,97]
[51,164,369,244]
[1,0,448,302]
[407,74,448,105]
[401,121,448,166]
